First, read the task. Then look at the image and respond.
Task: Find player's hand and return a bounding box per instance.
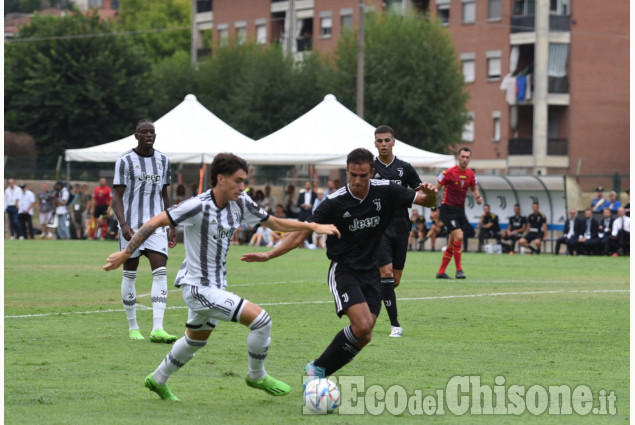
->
[168,226,177,248]
[418,182,438,207]
[121,224,135,241]
[314,223,341,238]
[241,252,271,262]
[476,195,483,205]
[103,251,130,271]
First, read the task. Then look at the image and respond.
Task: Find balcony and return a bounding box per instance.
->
[510,14,570,33]
[508,138,568,155]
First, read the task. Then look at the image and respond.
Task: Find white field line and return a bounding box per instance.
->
[4,289,629,319]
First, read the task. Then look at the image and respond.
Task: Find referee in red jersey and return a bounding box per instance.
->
[435,147,482,279]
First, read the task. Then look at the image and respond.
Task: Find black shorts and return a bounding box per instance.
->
[93,205,109,219]
[377,233,409,270]
[524,232,543,243]
[439,204,467,233]
[328,262,381,318]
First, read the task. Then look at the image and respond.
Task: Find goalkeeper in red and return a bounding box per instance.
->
[435,147,482,279]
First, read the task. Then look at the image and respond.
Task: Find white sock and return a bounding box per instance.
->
[151,267,168,332]
[121,270,138,331]
[153,334,206,384]
[247,310,271,381]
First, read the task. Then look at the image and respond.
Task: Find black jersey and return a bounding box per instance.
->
[373,156,422,236]
[527,212,547,234]
[508,214,527,231]
[309,180,417,270]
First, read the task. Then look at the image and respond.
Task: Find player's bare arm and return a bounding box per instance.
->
[112,186,134,241]
[103,212,171,271]
[263,215,341,238]
[161,185,177,248]
[471,186,483,205]
[414,182,438,208]
[241,229,310,263]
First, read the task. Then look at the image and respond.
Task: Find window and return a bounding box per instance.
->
[437,4,450,25]
[320,12,333,37]
[462,0,476,23]
[488,0,502,20]
[462,112,475,142]
[217,24,229,48]
[460,53,475,83]
[486,50,502,79]
[492,111,501,142]
[236,22,247,45]
[340,8,353,30]
[255,20,267,44]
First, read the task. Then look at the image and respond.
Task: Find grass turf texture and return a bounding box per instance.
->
[4,240,629,424]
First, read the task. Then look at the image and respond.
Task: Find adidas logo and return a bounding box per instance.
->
[343,211,351,218]
[211,219,217,224]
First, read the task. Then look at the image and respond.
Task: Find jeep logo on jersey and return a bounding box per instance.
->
[212,227,236,241]
[348,216,380,231]
[138,172,161,184]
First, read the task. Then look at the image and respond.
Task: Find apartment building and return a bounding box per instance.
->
[192,0,629,176]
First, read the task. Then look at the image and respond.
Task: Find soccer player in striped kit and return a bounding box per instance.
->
[104,153,340,401]
[112,119,178,343]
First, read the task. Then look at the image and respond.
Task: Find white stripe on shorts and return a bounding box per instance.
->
[328,262,342,313]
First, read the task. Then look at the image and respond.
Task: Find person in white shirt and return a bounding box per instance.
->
[53,181,71,240]
[17,183,36,239]
[610,207,630,256]
[5,178,22,239]
[312,188,327,248]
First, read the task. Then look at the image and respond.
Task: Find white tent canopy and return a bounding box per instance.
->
[64,94,256,163]
[241,94,455,168]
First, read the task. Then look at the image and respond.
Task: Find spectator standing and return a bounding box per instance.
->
[37,183,55,239]
[5,178,21,239]
[297,181,317,222]
[17,183,36,239]
[624,188,630,217]
[262,185,277,213]
[324,180,336,197]
[70,183,91,239]
[54,181,71,240]
[500,204,527,254]
[312,188,328,248]
[590,187,606,213]
[283,185,299,218]
[605,191,621,213]
[173,184,187,205]
[554,209,579,255]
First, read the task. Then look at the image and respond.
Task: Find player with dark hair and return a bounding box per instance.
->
[242,148,437,383]
[435,147,482,279]
[104,152,340,401]
[112,119,177,343]
[372,125,422,337]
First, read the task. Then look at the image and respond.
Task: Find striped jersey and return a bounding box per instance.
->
[113,149,171,230]
[167,190,269,289]
[309,180,417,270]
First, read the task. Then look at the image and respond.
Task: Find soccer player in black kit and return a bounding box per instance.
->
[372,125,422,337]
[242,148,437,384]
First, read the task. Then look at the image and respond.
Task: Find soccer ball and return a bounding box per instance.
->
[303,378,340,414]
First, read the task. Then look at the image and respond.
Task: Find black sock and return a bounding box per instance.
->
[314,326,360,375]
[381,278,400,327]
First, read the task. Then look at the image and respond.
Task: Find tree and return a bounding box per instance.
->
[116,0,191,62]
[330,12,469,153]
[4,10,153,167]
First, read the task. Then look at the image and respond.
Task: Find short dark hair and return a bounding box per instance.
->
[135,119,154,132]
[484,203,490,208]
[210,153,248,187]
[347,148,374,167]
[459,147,472,155]
[514,203,520,208]
[374,125,394,137]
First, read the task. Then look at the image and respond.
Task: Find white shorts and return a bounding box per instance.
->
[39,211,53,227]
[181,284,247,331]
[119,226,168,259]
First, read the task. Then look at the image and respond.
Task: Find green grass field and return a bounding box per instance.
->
[4,240,630,424]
